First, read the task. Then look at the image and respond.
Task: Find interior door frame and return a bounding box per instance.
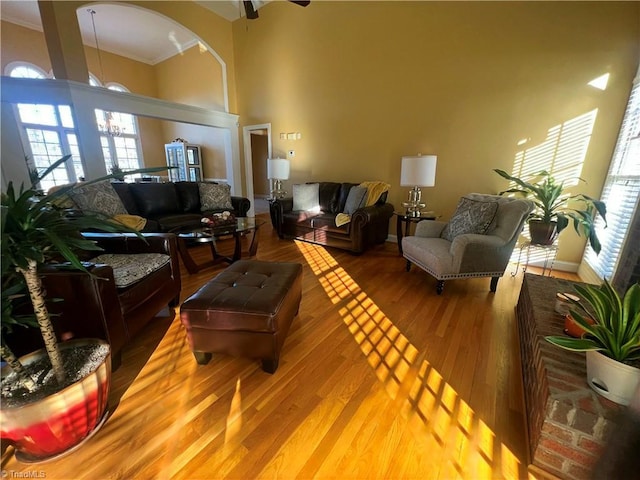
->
[242,123,272,217]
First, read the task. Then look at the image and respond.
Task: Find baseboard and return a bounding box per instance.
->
[525,258,579,273]
[577,261,603,285]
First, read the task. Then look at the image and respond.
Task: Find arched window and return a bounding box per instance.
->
[6,62,49,79]
[7,62,83,191]
[94,82,144,177]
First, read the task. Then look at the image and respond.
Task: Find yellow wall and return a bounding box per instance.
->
[1,21,51,72]
[155,44,225,111]
[233,1,640,263]
[128,0,237,113]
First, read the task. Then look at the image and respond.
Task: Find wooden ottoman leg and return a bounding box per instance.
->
[194,351,212,365]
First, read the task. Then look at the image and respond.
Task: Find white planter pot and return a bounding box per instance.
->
[586,350,640,406]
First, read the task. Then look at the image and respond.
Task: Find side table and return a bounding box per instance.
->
[511,241,558,277]
[394,211,437,255]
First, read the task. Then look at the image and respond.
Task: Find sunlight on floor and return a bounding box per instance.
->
[296,240,536,479]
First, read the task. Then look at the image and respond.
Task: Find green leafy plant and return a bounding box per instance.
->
[545,280,640,363]
[494,169,607,253]
[1,155,168,391]
[110,164,126,182]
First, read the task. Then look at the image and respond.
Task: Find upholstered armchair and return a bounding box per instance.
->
[402,193,534,294]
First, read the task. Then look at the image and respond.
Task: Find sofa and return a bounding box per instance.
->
[269,182,394,254]
[5,233,181,370]
[65,180,251,233]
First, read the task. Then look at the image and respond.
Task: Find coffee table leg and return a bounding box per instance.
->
[177,238,200,274]
[248,225,261,257]
[232,233,242,261]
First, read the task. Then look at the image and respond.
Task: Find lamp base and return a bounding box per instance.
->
[270,189,288,200]
[402,201,426,217]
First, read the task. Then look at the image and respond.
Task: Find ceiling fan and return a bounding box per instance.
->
[242,0,310,20]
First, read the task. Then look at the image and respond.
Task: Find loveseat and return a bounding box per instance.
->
[66,180,250,233]
[5,233,181,370]
[269,182,394,254]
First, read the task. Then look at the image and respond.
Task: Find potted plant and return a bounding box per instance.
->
[545,280,640,405]
[494,169,607,253]
[0,156,165,461]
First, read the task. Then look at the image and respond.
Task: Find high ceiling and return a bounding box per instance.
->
[0,1,260,65]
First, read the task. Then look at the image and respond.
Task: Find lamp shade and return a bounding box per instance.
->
[267,158,290,180]
[400,155,437,187]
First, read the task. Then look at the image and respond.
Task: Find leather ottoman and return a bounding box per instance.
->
[180,260,303,373]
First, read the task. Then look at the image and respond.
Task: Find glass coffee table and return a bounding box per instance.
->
[172,217,264,274]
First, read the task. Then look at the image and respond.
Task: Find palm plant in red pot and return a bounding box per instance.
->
[0,156,165,461]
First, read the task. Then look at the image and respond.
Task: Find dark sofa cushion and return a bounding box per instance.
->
[129,183,180,218]
[311,214,351,235]
[154,213,203,232]
[111,182,140,216]
[175,182,201,213]
[318,182,342,214]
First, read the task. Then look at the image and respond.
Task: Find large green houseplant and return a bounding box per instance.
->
[0,156,166,461]
[494,169,607,253]
[546,280,640,405]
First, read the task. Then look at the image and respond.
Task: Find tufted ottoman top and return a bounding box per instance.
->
[181,260,303,332]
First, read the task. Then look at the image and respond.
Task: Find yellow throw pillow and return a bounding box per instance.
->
[112,214,147,231]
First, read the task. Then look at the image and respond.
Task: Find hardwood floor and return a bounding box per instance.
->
[2,215,579,479]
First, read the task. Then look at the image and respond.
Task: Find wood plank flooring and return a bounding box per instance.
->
[1,214,579,479]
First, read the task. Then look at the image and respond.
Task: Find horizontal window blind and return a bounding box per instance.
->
[584,71,640,280]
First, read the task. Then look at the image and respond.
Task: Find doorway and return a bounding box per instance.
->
[242,123,272,216]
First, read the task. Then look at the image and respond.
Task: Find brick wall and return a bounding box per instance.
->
[516,274,622,479]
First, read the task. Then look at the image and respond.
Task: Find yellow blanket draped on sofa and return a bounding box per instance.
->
[335,181,390,227]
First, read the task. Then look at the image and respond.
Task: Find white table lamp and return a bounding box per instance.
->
[400,154,437,216]
[267,158,290,199]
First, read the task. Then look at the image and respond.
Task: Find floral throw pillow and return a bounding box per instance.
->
[68,180,128,217]
[441,197,499,241]
[199,182,233,211]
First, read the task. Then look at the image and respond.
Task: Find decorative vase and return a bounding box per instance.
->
[529,220,557,245]
[0,339,111,462]
[585,350,640,406]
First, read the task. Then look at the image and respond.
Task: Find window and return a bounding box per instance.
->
[6,62,49,79]
[93,82,144,177]
[17,104,84,192]
[584,71,640,280]
[9,64,144,186]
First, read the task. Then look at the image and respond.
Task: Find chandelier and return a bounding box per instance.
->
[89,9,123,137]
[98,111,122,137]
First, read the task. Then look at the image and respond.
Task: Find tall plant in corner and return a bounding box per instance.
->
[1,155,162,389]
[494,169,607,253]
[1,156,170,461]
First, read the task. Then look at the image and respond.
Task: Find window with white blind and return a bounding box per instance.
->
[583,71,640,280]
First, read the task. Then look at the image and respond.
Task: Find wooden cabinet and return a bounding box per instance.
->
[165,142,203,182]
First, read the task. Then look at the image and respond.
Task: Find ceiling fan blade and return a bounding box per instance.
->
[243,1,259,19]
[289,0,311,6]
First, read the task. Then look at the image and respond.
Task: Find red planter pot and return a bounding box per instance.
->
[564,313,595,339]
[0,339,111,462]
